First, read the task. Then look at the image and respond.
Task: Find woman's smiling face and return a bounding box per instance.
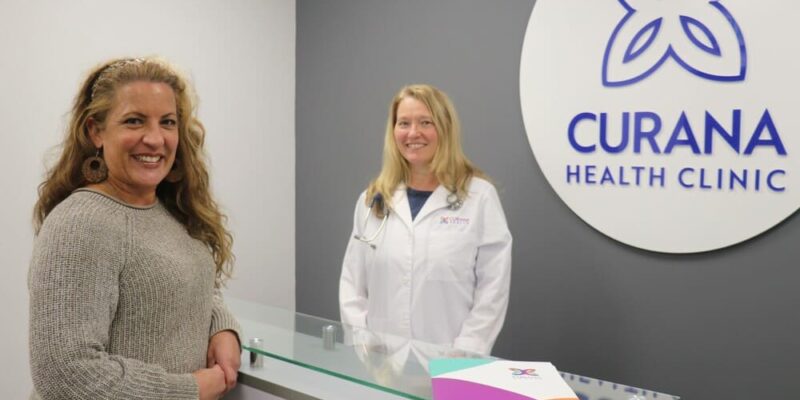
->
[394,96,439,171]
[89,81,179,204]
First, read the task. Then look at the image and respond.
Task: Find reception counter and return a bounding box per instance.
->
[227,298,679,400]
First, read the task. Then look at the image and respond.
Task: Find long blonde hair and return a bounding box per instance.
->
[33,57,234,279]
[366,84,484,217]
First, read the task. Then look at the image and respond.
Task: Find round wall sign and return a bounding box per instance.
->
[520,0,799,253]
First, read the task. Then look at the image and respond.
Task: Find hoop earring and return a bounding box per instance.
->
[82,148,108,183]
[165,159,185,183]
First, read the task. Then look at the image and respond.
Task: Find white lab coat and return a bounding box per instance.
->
[339,177,512,355]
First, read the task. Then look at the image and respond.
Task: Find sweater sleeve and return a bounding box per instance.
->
[28,211,198,400]
[209,281,243,346]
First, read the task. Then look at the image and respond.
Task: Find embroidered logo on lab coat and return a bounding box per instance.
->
[440,216,470,225]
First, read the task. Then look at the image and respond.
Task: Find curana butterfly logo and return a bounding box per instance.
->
[602,0,746,86]
[509,368,537,376]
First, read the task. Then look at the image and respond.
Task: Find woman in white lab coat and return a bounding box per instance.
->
[339,84,512,356]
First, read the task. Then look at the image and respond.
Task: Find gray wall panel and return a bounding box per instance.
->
[296,1,800,398]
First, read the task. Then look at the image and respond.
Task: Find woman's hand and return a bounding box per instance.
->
[207,330,241,393]
[192,365,226,400]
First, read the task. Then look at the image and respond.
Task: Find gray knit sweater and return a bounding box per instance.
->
[29,189,241,399]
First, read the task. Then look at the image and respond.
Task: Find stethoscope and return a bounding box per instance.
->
[353,191,463,249]
[353,194,390,249]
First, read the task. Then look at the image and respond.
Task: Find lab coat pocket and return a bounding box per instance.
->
[426,230,477,283]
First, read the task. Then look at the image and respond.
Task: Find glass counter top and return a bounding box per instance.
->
[228,297,679,400]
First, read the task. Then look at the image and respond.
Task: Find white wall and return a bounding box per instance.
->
[0,0,295,397]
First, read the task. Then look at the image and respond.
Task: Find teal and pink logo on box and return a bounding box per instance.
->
[510,368,539,377]
[430,359,578,400]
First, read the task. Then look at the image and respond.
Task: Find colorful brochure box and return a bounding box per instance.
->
[430,359,579,400]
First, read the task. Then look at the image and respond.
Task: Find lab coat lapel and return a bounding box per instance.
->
[412,185,449,225]
[391,186,413,230]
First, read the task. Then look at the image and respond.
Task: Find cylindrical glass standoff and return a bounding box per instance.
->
[322,325,336,350]
[249,337,264,368]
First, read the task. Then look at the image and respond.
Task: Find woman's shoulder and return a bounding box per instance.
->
[33,191,133,269]
[467,176,496,193]
[40,190,130,236]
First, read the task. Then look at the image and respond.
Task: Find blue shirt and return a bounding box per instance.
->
[407,188,433,220]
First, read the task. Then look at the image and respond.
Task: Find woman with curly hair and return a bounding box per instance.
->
[29,57,240,400]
